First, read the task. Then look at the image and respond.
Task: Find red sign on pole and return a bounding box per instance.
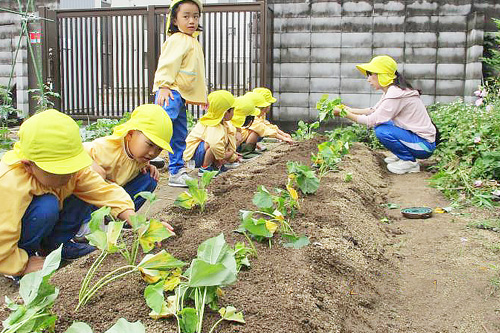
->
[29,32,42,44]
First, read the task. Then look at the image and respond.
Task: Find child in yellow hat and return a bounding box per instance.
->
[333,55,437,175]
[239,90,294,156]
[183,90,238,175]
[153,0,207,188]
[74,104,175,238]
[0,109,136,277]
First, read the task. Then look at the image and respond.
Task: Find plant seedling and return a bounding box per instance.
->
[286,161,320,195]
[311,140,350,178]
[1,246,62,333]
[65,318,146,333]
[316,94,345,122]
[174,171,218,212]
[292,120,319,141]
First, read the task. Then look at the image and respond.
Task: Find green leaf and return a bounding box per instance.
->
[88,206,111,233]
[200,170,218,188]
[138,219,174,253]
[129,214,148,230]
[241,217,273,238]
[188,259,237,287]
[296,174,320,194]
[138,250,186,271]
[283,235,310,249]
[219,306,245,323]
[134,191,157,205]
[252,185,273,210]
[85,230,107,251]
[174,191,195,209]
[106,221,124,252]
[179,308,198,333]
[105,318,145,333]
[196,234,236,271]
[144,281,164,314]
[190,188,207,208]
[65,321,93,333]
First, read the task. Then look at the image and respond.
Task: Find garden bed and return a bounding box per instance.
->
[1,139,402,332]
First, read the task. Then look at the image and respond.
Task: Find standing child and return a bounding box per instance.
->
[75,104,174,238]
[183,90,238,175]
[153,0,207,187]
[0,110,136,277]
[333,55,436,174]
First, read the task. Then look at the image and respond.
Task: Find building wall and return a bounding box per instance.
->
[270,0,500,122]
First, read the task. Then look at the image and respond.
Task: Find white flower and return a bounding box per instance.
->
[473,180,483,187]
[486,104,494,112]
[475,98,483,106]
[474,136,481,144]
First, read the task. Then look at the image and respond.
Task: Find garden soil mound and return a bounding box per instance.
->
[2,139,403,332]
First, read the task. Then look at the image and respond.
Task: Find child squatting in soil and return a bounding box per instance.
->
[0,110,136,277]
[183,90,240,176]
[153,0,207,188]
[333,55,437,175]
[239,89,294,157]
[75,104,175,238]
[228,95,261,164]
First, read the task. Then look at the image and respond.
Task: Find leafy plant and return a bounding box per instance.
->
[1,246,62,333]
[316,94,345,122]
[77,200,180,310]
[311,140,350,178]
[80,113,131,142]
[325,123,384,150]
[27,84,60,113]
[292,120,319,141]
[286,161,320,195]
[344,172,353,182]
[233,242,254,272]
[481,18,500,77]
[65,318,145,333]
[174,171,218,212]
[144,234,244,333]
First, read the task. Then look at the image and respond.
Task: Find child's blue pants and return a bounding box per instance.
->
[155,90,187,175]
[374,121,436,161]
[18,172,156,255]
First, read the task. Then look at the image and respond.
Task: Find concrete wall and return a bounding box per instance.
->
[270,0,500,122]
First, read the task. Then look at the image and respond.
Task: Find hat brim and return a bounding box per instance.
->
[147,133,173,154]
[251,108,261,116]
[35,149,93,175]
[268,97,277,103]
[231,115,245,128]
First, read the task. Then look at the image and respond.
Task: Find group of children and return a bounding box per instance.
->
[0,0,292,278]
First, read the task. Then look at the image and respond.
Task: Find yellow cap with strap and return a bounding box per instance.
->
[112,104,173,153]
[356,55,397,87]
[244,91,270,108]
[231,95,260,128]
[166,0,203,37]
[2,109,92,174]
[253,87,277,104]
[199,90,235,126]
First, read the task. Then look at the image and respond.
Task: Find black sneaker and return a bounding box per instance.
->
[150,157,166,169]
[62,241,97,260]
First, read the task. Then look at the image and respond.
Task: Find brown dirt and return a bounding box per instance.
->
[1,139,499,332]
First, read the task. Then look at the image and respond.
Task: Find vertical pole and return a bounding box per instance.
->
[147,5,157,103]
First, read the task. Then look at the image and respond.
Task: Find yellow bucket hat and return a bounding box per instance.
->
[166,0,203,36]
[244,91,270,108]
[356,55,397,87]
[112,104,173,153]
[200,90,235,126]
[253,87,277,104]
[2,109,92,174]
[231,95,260,128]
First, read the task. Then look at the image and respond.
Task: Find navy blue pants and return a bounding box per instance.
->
[18,172,156,255]
[155,90,187,175]
[374,122,436,161]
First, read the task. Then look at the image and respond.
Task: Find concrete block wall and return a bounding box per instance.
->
[270,0,500,122]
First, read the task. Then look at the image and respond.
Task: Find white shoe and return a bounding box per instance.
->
[384,155,400,164]
[224,162,240,169]
[387,160,420,174]
[256,143,267,152]
[168,169,194,187]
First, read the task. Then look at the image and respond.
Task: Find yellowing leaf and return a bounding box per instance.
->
[139,267,164,284]
[149,297,177,320]
[138,219,174,253]
[174,192,195,209]
[287,186,298,200]
[215,287,224,297]
[265,221,278,234]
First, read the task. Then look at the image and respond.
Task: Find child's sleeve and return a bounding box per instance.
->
[153,36,190,90]
[72,167,134,217]
[249,117,278,138]
[0,168,31,275]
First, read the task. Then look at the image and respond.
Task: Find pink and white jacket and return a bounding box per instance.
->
[356,86,436,143]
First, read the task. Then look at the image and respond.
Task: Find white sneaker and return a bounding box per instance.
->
[168,169,194,187]
[224,162,240,169]
[256,143,267,152]
[387,160,420,174]
[384,155,400,164]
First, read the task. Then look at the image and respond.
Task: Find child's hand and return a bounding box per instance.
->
[157,87,174,107]
[161,221,175,235]
[143,164,160,181]
[201,102,209,111]
[23,256,45,275]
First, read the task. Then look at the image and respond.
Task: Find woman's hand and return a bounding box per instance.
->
[156,87,174,107]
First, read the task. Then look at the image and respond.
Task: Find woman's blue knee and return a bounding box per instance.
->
[374,125,391,140]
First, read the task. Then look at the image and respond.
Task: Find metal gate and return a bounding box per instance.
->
[39,1,273,119]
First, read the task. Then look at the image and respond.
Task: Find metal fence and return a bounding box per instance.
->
[39,1,273,119]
